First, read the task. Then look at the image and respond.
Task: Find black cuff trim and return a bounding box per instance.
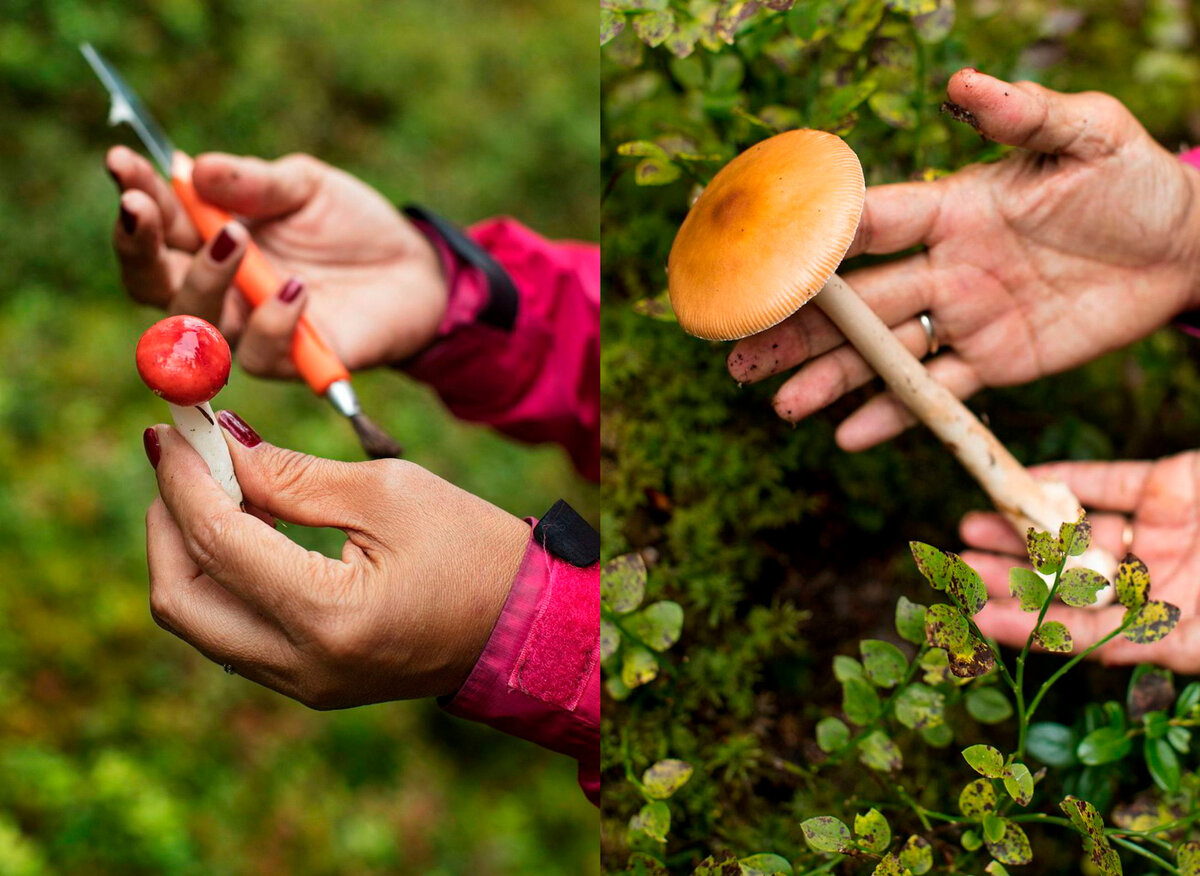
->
[403,204,519,332]
[533,500,599,568]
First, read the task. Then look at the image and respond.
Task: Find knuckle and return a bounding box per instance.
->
[280,152,325,179]
[369,457,421,492]
[148,585,178,630]
[235,343,271,377]
[182,514,226,579]
[269,450,325,500]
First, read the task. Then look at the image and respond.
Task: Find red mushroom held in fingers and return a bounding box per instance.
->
[136,315,242,503]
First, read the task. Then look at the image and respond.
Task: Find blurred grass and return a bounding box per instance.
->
[0,1,598,873]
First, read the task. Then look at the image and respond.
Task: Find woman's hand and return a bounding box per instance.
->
[958,451,1200,671]
[143,413,531,707]
[729,69,1200,451]
[110,148,448,378]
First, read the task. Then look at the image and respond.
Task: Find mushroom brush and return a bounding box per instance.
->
[667,129,1116,595]
[137,315,242,504]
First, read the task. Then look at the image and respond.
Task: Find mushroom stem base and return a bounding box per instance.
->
[814,274,1116,599]
[167,401,243,505]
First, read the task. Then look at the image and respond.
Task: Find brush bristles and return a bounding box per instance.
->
[350,413,403,459]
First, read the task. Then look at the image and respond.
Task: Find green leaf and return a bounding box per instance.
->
[913,0,954,43]
[945,552,987,615]
[603,553,646,613]
[919,648,956,686]
[984,863,1010,876]
[630,801,670,842]
[1002,762,1034,806]
[785,0,838,44]
[833,655,865,682]
[622,644,659,688]
[632,9,675,47]
[617,140,670,160]
[1026,529,1064,574]
[858,730,903,773]
[708,53,745,95]
[1060,796,1122,875]
[1178,841,1200,876]
[895,596,927,645]
[1123,600,1181,643]
[961,830,982,851]
[1059,567,1109,608]
[921,722,954,748]
[816,717,851,753]
[843,676,882,726]
[958,778,998,817]
[898,835,932,875]
[984,819,1032,866]
[910,541,950,590]
[1169,725,1191,754]
[632,290,677,322]
[738,854,793,876]
[642,759,693,799]
[861,639,908,688]
[627,601,683,651]
[634,158,681,186]
[601,9,626,45]
[1009,567,1049,612]
[868,92,918,129]
[887,0,937,14]
[1026,723,1078,768]
[982,813,1005,845]
[1059,514,1092,557]
[872,853,905,876]
[966,688,1013,724]
[1143,710,1170,741]
[1077,726,1132,766]
[1035,621,1073,653]
[1177,681,1200,718]
[962,744,1005,778]
[1146,736,1182,794]
[601,618,620,662]
[800,816,853,853]
[1116,554,1150,609]
[894,683,945,730]
[925,603,968,650]
[855,808,891,854]
[833,0,885,52]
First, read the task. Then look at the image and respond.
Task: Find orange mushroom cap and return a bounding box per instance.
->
[667,129,865,341]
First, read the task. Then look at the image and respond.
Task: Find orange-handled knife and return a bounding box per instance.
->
[81,43,400,458]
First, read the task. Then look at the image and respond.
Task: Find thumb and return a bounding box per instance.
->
[946,68,1136,160]
[193,153,322,220]
[214,410,382,531]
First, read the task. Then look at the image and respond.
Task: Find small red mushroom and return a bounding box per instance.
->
[136,315,242,503]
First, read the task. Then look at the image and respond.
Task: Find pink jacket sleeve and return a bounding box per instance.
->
[1177,149,1200,338]
[404,216,600,481]
[404,213,600,805]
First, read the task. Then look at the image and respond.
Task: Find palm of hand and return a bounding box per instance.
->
[1120,453,1200,618]
[244,166,446,369]
[924,135,1199,387]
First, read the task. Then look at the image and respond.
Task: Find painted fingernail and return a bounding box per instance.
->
[143,427,161,469]
[277,277,304,303]
[120,205,137,234]
[217,409,262,447]
[210,227,237,263]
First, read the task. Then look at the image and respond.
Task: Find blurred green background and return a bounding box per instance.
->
[602,0,1200,872]
[0,0,597,873]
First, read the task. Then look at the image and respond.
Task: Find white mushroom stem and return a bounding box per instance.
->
[167,401,243,504]
[814,274,1117,600]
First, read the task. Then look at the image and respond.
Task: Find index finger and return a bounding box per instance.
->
[108,145,203,251]
[150,425,347,626]
[845,180,947,259]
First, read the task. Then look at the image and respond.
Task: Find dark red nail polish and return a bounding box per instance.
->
[143,428,161,469]
[217,410,262,447]
[120,205,137,234]
[210,227,237,263]
[277,277,304,303]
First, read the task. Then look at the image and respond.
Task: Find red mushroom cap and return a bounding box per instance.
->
[136,315,232,406]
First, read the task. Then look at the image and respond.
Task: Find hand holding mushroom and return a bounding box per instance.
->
[726,69,1200,451]
[143,415,532,707]
[669,125,1116,588]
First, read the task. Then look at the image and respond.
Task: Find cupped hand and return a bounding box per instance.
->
[110,147,448,379]
[143,413,530,707]
[729,69,1200,451]
[957,451,1200,671]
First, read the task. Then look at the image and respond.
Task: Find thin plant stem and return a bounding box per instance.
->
[1109,836,1181,875]
[1024,622,1131,724]
[1014,561,1066,758]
